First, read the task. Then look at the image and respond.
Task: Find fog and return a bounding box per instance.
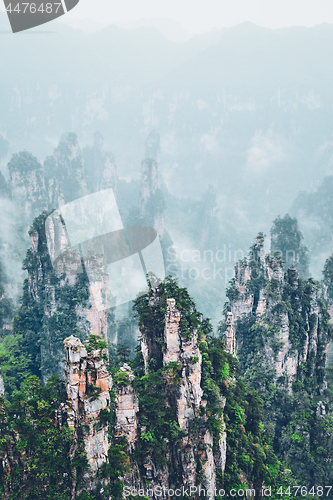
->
[1,9,333,322]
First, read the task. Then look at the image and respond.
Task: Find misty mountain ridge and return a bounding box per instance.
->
[106,17,193,42]
[2,14,333,499]
[2,17,333,269]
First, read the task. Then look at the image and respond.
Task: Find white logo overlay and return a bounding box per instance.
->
[45,189,165,310]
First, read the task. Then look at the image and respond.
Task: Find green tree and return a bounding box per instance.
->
[116,342,131,365]
[0,376,87,500]
[270,214,309,278]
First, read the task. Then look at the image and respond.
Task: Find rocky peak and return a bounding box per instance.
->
[270,214,309,278]
[93,131,118,193]
[134,292,226,499]
[140,131,165,237]
[163,298,203,427]
[227,234,331,386]
[0,171,9,198]
[64,335,112,481]
[21,211,106,383]
[252,232,265,266]
[145,129,160,161]
[8,151,47,227]
[44,133,88,208]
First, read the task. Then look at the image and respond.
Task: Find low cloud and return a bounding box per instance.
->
[245,131,284,174]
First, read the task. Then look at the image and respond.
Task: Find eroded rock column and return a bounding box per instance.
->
[64,335,112,481]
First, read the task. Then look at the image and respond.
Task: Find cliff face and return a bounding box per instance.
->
[64,335,112,484]
[3,132,119,321]
[8,132,119,223]
[63,297,226,499]
[8,151,48,230]
[1,275,283,498]
[134,297,226,499]
[113,280,278,497]
[92,131,118,194]
[225,234,333,489]
[14,211,110,383]
[6,130,118,382]
[113,363,138,450]
[227,234,330,386]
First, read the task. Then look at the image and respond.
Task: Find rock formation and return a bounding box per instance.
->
[8,151,48,232]
[0,374,4,397]
[140,130,165,237]
[93,131,118,193]
[3,132,119,319]
[61,294,228,499]
[227,234,330,386]
[64,335,112,485]
[125,296,226,499]
[44,132,88,208]
[225,312,235,355]
[20,210,112,383]
[114,363,138,450]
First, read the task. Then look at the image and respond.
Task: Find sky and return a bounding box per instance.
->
[1,0,333,33]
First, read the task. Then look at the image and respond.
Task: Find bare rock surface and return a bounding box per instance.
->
[64,335,112,481]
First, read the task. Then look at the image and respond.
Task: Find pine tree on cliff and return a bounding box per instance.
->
[270,214,309,278]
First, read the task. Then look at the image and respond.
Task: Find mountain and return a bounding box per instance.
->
[2,19,333,243]
[57,17,108,33]
[291,176,333,279]
[225,233,333,487]
[0,275,283,498]
[57,16,193,42]
[2,247,332,496]
[114,18,193,42]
